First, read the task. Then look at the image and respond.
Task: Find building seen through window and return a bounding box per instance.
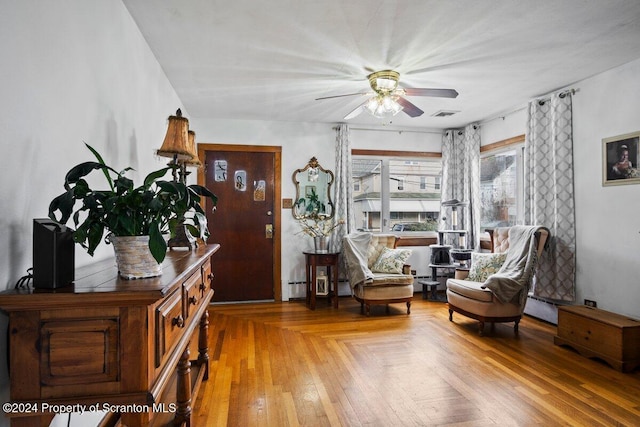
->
[352,157,442,232]
[479,147,523,230]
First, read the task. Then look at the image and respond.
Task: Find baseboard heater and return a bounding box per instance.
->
[524,295,560,325]
[287,275,433,287]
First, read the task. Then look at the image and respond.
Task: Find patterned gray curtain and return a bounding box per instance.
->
[331,124,354,253]
[525,93,576,301]
[440,124,481,250]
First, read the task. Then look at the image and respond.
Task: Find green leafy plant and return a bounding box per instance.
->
[48,143,217,264]
[295,187,325,216]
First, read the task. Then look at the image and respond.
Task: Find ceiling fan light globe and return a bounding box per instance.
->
[382,96,395,109]
[364,97,380,114]
[390,100,403,115]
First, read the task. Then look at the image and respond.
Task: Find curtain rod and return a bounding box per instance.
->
[333,125,443,135]
[535,87,578,101]
[337,86,578,131]
[479,107,527,125]
[480,87,578,125]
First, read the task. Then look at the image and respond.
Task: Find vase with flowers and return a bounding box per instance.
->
[296,215,344,253]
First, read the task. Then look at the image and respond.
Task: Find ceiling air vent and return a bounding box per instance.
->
[431,110,459,118]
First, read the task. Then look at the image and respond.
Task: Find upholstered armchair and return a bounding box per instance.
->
[446,226,550,335]
[342,233,414,316]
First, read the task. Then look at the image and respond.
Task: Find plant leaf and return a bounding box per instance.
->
[84,143,114,190]
[144,168,171,187]
[148,221,167,264]
[48,191,75,223]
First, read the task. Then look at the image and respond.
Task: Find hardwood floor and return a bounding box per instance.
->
[193,296,640,426]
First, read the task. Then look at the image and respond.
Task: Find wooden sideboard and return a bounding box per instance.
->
[0,244,220,427]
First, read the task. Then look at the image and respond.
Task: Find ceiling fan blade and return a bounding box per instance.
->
[315,92,366,101]
[403,88,459,98]
[396,97,424,118]
[344,102,366,120]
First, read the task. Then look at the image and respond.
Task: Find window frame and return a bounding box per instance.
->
[352,149,442,233]
[479,134,525,230]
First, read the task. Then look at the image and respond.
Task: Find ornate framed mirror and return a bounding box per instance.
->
[292,157,335,220]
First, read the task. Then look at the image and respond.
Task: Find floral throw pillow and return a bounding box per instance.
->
[467,252,508,282]
[371,247,412,274]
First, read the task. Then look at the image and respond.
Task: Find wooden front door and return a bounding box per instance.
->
[198,144,281,302]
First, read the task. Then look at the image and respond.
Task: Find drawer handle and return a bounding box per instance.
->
[172,315,184,328]
[199,283,206,291]
[189,296,198,306]
[208,273,215,281]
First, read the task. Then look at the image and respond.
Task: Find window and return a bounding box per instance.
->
[479,140,524,231]
[352,155,442,232]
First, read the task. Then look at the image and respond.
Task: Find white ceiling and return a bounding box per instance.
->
[122,0,640,129]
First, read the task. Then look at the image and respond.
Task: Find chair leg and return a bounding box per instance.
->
[386,304,390,314]
[365,304,371,316]
[448,308,453,321]
[490,322,496,332]
[514,319,520,335]
[406,301,411,315]
[478,321,485,336]
[360,302,364,314]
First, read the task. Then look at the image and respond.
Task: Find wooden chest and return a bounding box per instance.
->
[554,305,640,372]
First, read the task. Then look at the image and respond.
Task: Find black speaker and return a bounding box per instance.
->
[33,219,75,289]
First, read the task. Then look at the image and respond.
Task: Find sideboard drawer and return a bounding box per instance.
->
[202,261,213,294]
[183,269,204,319]
[155,289,184,368]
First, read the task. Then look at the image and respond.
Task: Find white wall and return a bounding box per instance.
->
[572,58,640,319]
[481,58,640,319]
[0,2,185,426]
[480,109,527,144]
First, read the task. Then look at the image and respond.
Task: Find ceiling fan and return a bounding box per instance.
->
[316,70,458,120]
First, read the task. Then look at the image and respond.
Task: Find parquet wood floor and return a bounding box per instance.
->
[193,296,640,426]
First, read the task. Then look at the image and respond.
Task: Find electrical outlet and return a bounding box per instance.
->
[584,299,597,308]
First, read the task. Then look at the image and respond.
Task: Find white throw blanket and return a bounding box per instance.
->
[482,226,541,304]
[342,232,374,289]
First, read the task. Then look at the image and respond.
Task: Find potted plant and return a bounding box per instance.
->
[48,143,217,279]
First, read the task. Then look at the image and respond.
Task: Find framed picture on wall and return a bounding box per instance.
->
[602,131,640,186]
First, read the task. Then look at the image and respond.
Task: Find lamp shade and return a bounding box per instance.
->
[157,109,192,160]
[184,130,202,167]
